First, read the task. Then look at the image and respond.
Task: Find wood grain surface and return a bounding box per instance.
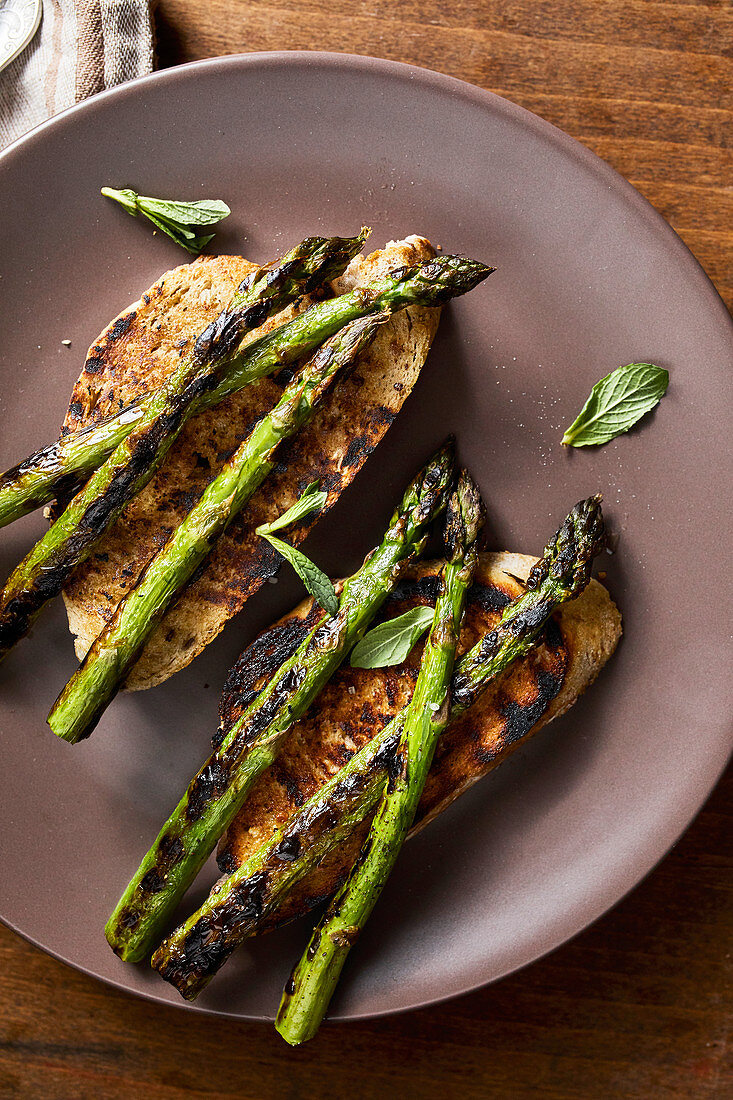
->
[1,3,731,1097]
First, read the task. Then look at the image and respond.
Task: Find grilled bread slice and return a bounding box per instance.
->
[60,236,440,690]
[217,551,621,931]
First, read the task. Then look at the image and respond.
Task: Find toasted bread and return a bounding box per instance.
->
[217,552,621,931]
[60,237,440,690]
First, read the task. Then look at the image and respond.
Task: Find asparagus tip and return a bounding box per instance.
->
[423,255,495,301]
[528,493,606,598]
[428,436,457,485]
[445,468,486,560]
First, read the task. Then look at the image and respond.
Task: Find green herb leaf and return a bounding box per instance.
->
[137,196,231,226]
[260,532,338,616]
[101,186,230,254]
[562,362,669,447]
[256,482,327,537]
[350,605,435,669]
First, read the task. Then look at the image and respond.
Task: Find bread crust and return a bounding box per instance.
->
[60,237,440,689]
[216,551,622,930]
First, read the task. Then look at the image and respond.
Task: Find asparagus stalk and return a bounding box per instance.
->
[105,442,455,962]
[0,253,493,529]
[0,232,369,659]
[277,471,484,1043]
[48,312,389,744]
[151,495,605,1001]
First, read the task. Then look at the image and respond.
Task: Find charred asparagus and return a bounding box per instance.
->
[276,470,484,1044]
[105,443,455,962]
[48,313,388,743]
[0,252,492,529]
[151,495,605,1000]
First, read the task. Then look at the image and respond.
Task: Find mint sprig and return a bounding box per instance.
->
[101,187,231,254]
[562,362,669,447]
[350,605,434,669]
[256,484,337,617]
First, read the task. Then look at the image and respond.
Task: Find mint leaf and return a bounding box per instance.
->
[138,196,231,226]
[562,362,669,447]
[101,186,229,254]
[350,605,434,669]
[257,483,326,537]
[260,532,338,616]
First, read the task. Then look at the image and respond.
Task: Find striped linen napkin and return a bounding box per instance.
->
[0,0,154,150]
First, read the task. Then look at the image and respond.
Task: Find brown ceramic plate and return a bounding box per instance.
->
[0,53,731,1022]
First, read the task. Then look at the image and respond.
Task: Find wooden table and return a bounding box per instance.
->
[2,3,730,1097]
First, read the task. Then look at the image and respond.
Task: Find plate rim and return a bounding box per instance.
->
[0,49,731,1024]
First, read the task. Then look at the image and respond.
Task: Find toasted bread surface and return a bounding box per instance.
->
[217,552,621,930]
[60,237,440,689]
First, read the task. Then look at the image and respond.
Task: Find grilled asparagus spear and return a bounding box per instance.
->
[0,233,369,657]
[48,313,389,744]
[0,252,492,529]
[105,442,455,963]
[276,471,484,1044]
[151,495,605,1001]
